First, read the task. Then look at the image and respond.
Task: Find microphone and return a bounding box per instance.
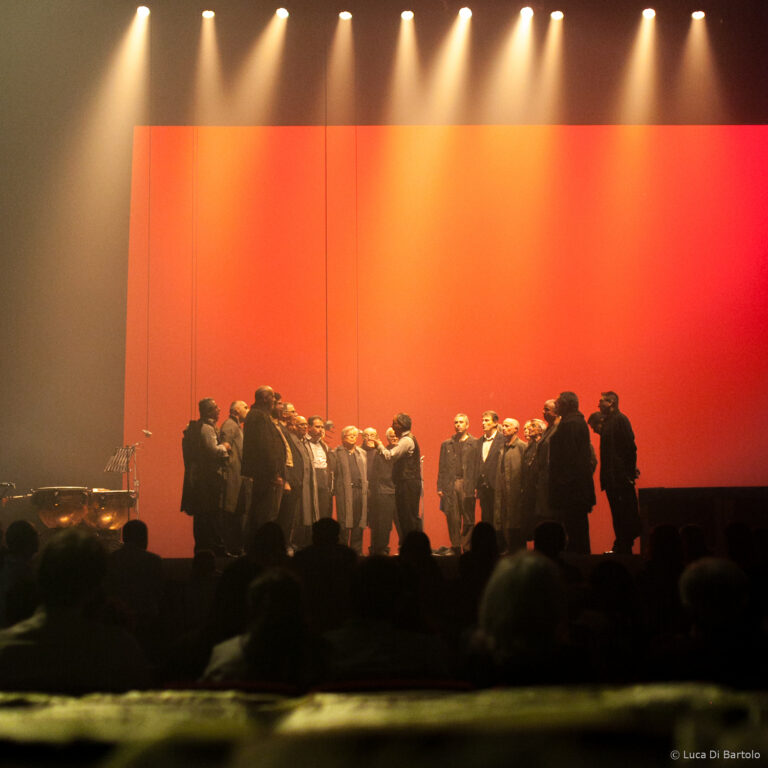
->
[142,429,153,437]
[324,420,335,432]
[0,482,15,489]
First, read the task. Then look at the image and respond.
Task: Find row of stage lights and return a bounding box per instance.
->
[135,6,707,20]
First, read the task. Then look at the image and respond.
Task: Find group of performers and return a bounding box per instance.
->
[181,386,640,557]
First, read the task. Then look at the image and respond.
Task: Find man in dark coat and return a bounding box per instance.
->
[549,391,596,554]
[475,410,505,526]
[598,391,641,554]
[493,418,528,554]
[241,386,286,551]
[181,397,230,555]
[436,413,478,554]
[362,428,395,555]
[219,400,250,555]
[276,402,305,551]
[333,426,368,555]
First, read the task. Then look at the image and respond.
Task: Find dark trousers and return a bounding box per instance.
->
[553,506,591,554]
[315,468,333,519]
[220,510,245,555]
[478,482,495,526]
[193,507,224,555]
[444,478,476,552]
[369,493,395,555]
[395,480,421,542]
[606,482,640,554]
[277,486,302,548]
[245,484,283,552]
[341,487,364,555]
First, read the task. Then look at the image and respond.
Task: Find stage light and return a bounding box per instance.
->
[459,7,472,19]
[401,10,414,20]
[202,10,215,18]
[642,8,655,19]
[550,10,564,20]
[520,6,534,19]
[339,10,352,19]
[691,10,705,20]
[276,7,289,18]
[136,6,150,17]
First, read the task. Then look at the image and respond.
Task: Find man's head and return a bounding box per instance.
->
[230,400,249,423]
[555,391,579,417]
[294,415,309,438]
[542,399,557,426]
[307,415,326,442]
[253,386,275,412]
[587,411,605,435]
[598,391,619,415]
[281,402,297,426]
[481,410,499,436]
[362,427,378,450]
[385,427,398,446]
[122,519,149,550]
[341,425,359,450]
[453,413,469,436]
[501,418,520,440]
[199,397,219,422]
[392,413,412,437]
[524,419,545,441]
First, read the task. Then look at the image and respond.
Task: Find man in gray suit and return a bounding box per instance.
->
[437,413,478,554]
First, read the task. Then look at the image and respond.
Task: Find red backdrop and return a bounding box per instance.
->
[126,125,768,558]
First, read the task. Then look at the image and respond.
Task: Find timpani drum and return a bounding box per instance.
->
[31,486,89,528]
[85,489,136,530]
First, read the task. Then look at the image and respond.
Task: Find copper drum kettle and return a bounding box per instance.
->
[31,487,90,528]
[85,489,136,530]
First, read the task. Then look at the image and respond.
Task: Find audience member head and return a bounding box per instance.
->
[533,520,568,560]
[555,391,579,417]
[246,568,304,634]
[5,520,39,559]
[121,519,148,550]
[479,551,565,660]
[587,411,605,435]
[248,522,287,566]
[198,397,219,421]
[399,530,432,565]
[469,522,498,562]
[679,557,750,635]
[648,524,684,571]
[311,517,341,547]
[392,412,412,436]
[37,529,108,611]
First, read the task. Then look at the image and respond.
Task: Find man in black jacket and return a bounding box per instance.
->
[598,391,640,554]
[476,410,505,527]
[549,391,595,554]
[241,386,286,551]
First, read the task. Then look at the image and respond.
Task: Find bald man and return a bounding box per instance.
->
[219,400,250,554]
[494,418,528,554]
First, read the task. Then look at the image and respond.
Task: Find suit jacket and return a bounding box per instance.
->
[476,430,505,491]
[437,434,478,497]
[549,410,596,511]
[533,423,556,518]
[241,409,286,496]
[280,425,304,490]
[219,417,243,514]
[332,446,368,529]
[181,418,225,515]
[599,410,637,490]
